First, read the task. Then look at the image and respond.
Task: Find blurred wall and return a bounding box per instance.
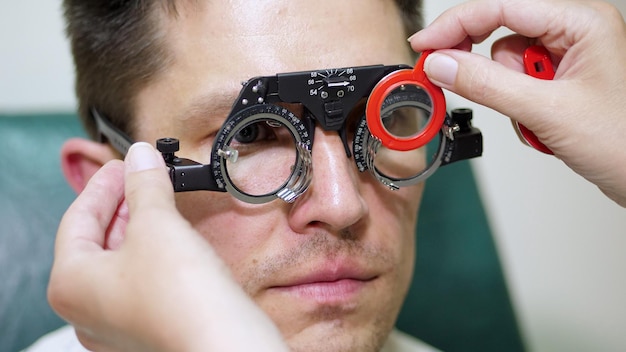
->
[0,1,74,112]
[1,0,625,351]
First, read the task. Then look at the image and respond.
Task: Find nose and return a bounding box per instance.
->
[288,127,369,234]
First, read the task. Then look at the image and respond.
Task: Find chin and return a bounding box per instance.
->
[283,319,393,352]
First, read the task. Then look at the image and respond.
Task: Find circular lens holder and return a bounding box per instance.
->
[365,50,446,151]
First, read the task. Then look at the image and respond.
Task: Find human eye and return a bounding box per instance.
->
[229,120,295,159]
[382,107,428,138]
[233,121,277,144]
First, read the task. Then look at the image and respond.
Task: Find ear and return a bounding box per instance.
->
[61,138,118,194]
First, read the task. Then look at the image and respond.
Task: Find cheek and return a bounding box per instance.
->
[364,181,423,279]
[365,178,423,235]
[174,191,282,272]
[385,185,422,306]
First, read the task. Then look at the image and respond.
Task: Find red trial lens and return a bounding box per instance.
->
[515,45,555,155]
[365,50,446,151]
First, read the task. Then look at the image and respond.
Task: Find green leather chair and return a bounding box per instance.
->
[0,113,525,352]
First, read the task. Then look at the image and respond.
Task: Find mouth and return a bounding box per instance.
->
[267,265,378,305]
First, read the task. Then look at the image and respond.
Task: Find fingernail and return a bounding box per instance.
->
[424,53,458,87]
[126,142,161,172]
[407,29,424,42]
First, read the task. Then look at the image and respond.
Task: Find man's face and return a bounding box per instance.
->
[133,1,423,351]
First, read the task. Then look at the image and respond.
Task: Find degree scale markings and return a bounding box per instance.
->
[309,68,356,97]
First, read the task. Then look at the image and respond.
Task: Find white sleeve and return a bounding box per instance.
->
[22,325,90,352]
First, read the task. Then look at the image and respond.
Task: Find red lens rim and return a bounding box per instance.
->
[365,50,446,151]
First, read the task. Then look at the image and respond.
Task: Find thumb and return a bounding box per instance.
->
[124,142,176,219]
[423,49,559,129]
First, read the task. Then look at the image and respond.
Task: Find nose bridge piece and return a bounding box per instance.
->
[302,109,353,159]
[337,126,353,158]
[318,99,352,158]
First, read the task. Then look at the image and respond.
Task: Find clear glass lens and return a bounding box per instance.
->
[373,84,437,180]
[224,118,297,196]
[380,84,432,139]
[373,132,439,180]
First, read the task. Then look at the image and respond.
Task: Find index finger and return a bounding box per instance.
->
[410,0,569,51]
[55,160,125,257]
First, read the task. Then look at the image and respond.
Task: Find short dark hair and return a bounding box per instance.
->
[63,0,422,140]
[395,0,424,49]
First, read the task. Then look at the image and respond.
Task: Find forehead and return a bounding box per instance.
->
[134,0,413,139]
[170,0,411,69]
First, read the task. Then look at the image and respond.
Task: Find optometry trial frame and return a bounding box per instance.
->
[93,51,483,204]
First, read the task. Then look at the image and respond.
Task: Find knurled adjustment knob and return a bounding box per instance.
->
[156,138,180,154]
[450,108,473,131]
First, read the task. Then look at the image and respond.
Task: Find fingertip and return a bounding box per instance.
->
[125,142,165,174]
[407,29,432,53]
[423,52,459,89]
[124,142,175,216]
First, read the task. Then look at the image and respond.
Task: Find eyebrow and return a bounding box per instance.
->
[172,89,240,133]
